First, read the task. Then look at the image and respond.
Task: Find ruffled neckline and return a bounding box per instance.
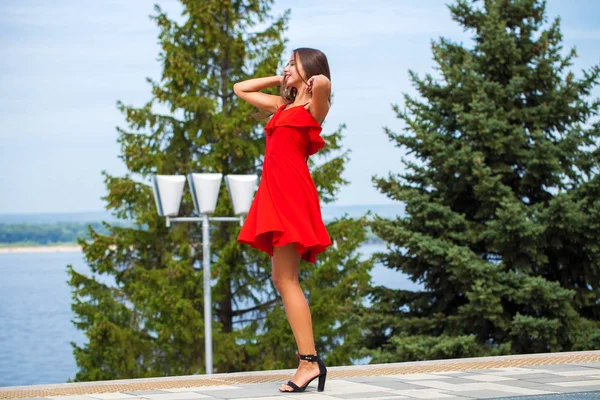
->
[264,103,326,158]
[265,104,322,135]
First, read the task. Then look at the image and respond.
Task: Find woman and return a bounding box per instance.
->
[233,48,332,393]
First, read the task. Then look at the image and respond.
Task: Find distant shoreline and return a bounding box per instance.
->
[0,245,82,254]
[0,238,384,255]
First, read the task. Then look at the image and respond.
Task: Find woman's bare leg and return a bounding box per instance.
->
[272,243,320,392]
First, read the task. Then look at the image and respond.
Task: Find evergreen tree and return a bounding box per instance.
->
[67,0,371,381]
[361,0,600,363]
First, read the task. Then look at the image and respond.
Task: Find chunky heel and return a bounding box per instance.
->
[317,372,327,392]
[279,351,328,393]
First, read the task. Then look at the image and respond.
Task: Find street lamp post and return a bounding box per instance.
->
[151,172,257,375]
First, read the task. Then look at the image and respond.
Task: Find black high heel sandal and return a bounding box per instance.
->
[280,352,328,392]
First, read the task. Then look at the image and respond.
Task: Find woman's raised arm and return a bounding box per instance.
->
[233,76,285,114]
[305,74,331,124]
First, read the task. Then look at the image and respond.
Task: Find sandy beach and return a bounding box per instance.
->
[0,245,82,254]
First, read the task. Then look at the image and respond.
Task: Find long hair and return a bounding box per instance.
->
[281,48,331,103]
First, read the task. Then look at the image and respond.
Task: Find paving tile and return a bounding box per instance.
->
[455,382,557,395]
[480,367,539,373]
[386,389,461,398]
[136,393,213,400]
[414,378,478,385]
[554,370,600,377]
[553,380,600,387]
[323,396,411,400]
[474,368,555,376]
[429,371,466,376]
[428,372,481,379]
[345,397,411,400]
[329,391,405,399]
[279,395,346,400]
[493,391,600,399]
[496,380,600,393]
[200,386,276,399]
[502,373,563,380]
[195,381,340,398]
[124,391,171,396]
[571,363,600,369]
[166,386,240,392]
[347,381,427,391]
[464,369,507,374]
[527,364,594,372]
[398,380,550,395]
[168,397,224,400]
[344,376,409,384]
[459,375,514,382]
[47,397,99,400]
[212,393,277,399]
[499,379,570,388]
[426,398,472,400]
[318,380,397,395]
[371,377,475,385]
[405,380,469,392]
[86,394,139,400]
[349,397,412,400]
[446,389,530,399]
[232,382,283,390]
[385,374,453,381]
[526,375,600,383]
[228,397,289,400]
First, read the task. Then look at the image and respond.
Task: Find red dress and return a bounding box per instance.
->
[237,103,332,263]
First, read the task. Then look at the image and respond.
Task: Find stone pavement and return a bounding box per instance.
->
[3,352,600,400]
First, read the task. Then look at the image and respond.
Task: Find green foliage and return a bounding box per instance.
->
[361,0,600,363]
[67,0,371,381]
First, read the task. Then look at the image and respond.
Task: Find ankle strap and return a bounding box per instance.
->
[298,352,319,362]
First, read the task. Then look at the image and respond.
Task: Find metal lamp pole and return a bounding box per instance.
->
[152,173,257,375]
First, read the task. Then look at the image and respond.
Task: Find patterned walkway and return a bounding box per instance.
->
[2,351,600,400]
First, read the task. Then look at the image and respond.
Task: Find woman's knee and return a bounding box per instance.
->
[271,270,298,291]
[271,245,300,290]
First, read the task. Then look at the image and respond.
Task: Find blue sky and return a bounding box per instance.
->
[1,0,599,214]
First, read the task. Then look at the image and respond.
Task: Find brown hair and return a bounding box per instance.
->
[281,47,331,103]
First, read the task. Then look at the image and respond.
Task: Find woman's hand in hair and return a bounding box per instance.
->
[305,74,331,93]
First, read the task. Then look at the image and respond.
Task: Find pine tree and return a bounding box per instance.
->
[67,0,371,381]
[361,0,600,363]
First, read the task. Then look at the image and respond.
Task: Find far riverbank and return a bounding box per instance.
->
[0,245,81,254]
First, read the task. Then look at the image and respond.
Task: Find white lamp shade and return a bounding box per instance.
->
[152,175,186,217]
[225,174,258,215]
[188,173,223,214]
